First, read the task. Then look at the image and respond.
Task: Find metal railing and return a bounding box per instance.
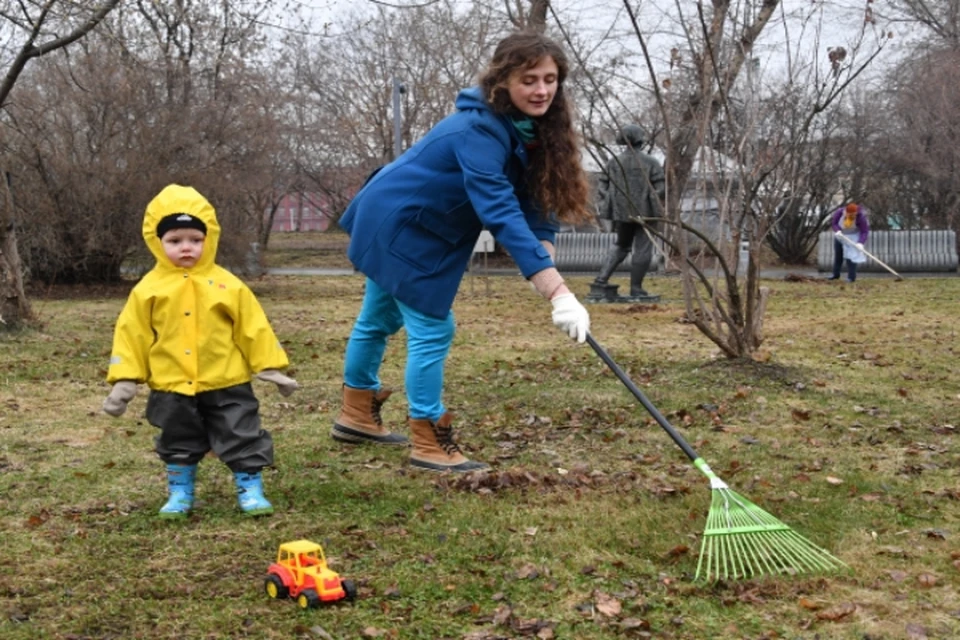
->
[817,230,958,272]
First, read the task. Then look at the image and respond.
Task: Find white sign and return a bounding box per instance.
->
[473,230,495,253]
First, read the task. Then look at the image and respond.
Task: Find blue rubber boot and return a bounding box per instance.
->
[159,463,197,519]
[234,471,274,516]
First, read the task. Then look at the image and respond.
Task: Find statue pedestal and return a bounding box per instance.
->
[585,282,660,304]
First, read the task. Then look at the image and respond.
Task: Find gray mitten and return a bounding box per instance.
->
[103,380,138,417]
[255,369,299,397]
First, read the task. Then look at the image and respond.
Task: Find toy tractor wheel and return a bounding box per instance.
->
[264,574,288,600]
[297,589,321,609]
[341,579,358,601]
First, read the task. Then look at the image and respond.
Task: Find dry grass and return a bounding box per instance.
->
[1,273,959,639]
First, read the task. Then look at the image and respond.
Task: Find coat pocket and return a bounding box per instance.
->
[388,205,467,273]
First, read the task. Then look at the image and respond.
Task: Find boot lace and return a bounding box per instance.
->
[433,422,463,456]
[370,396,385,426]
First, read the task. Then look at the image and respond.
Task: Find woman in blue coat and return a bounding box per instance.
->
[332,32,594,472]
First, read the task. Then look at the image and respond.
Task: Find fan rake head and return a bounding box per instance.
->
[695,487,848,582]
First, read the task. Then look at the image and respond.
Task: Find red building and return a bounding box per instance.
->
[269,193,333,232]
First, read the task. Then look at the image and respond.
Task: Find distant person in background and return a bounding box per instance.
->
[593,123,665,298]
[332,32,593,473]
[829,202,869,282]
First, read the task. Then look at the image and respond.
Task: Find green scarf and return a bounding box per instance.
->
[509,115,537,144]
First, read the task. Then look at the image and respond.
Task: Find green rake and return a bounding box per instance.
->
[587,334,848,582]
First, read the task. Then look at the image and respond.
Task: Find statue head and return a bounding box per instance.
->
[615,124,647,147]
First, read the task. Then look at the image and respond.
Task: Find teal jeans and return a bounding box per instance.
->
[343,279,455,421]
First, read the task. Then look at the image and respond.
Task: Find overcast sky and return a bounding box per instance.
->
[298,0,908,86]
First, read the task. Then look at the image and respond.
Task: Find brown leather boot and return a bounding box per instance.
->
[409,412,489,472]
[332,385,409,445]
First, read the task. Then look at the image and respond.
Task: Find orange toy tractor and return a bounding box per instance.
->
[265,540,357,608]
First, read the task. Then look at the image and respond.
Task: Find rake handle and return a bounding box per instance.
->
[586,334,699,463]
[834,232,903,281]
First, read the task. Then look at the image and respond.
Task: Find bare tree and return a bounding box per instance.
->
[868,48,960,232]
[0,0,120,328]
[503,0,549,32]
[292,1,510,222]
[3,0,287,284]
[555,0,887,357]
[881,0,960,48]
[864,0,960,235]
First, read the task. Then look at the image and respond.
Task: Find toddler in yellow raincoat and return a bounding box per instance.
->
[103,184,298,518]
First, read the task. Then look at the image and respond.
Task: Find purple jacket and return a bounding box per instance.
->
[830,205,869,244]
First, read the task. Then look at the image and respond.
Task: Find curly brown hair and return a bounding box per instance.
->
[479,32,592,225]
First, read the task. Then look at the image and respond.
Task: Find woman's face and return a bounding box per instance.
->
[506,56,559,117]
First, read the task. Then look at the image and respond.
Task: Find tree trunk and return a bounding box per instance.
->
[528,0,549,31]
[0,173,33,329]
[505,0,549,32]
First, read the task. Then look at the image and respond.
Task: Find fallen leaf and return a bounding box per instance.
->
[887,570,909,582]
[492,604,512,626]
[922,528,947,540]
[516,564,539,580]
[512,618,548,635]
[916,573,937,588]
[383,585,401,598]
[816,602,856,621]
[621,618,651,631]
[826,476,843,485]
[310,626,335,640]
[594,591,622,617]
[798,597,822,610]
[463,632,507,640]
[878,546,907,556]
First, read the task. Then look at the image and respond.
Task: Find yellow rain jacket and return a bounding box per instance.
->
[107,185,289,395]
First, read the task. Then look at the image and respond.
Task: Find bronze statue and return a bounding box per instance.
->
[590,124,665,302]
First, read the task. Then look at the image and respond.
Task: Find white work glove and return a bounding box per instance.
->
[256,369,299,397]
[103,380,138,417]
[551,293,590,343]
[855,242,864,251]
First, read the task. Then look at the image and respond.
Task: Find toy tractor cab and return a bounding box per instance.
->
[265,540,357,608]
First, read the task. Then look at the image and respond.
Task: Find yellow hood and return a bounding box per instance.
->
[107,184,290,394]
[143,185,221,270]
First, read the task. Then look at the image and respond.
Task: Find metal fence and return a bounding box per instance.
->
[817,230,958,272]
[554,231,667,274]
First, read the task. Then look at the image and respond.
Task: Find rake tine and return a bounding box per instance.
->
[586,334,849,582]
[698,488,848,581]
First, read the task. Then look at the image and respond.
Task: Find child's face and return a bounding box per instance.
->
[161,228,206,268]
[507,56,558,118]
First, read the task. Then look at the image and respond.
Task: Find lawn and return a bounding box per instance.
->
[1,273,958,639]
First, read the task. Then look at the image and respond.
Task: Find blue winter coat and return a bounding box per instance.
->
[340,87,558,318]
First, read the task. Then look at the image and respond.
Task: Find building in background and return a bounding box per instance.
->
[269,192,333,232]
